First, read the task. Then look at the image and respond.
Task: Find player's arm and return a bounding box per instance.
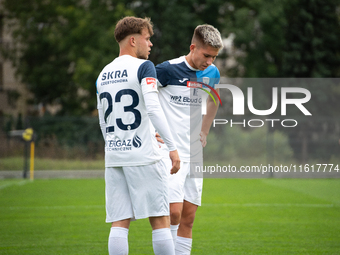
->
[98,105,106,140]
[139,61,180,174]
[200,88,220,147]
[153,61,170,145]
[142,85,180,174]
[96,80,106,140]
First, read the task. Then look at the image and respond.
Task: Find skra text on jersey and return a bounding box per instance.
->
[100,69,128,86]
[101,69,128,80]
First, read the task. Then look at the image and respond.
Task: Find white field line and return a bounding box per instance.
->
[0,180,29,190]
[202,203,338,208]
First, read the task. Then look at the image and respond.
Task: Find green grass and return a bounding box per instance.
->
[0,157,105,170]
[0,178,339,254]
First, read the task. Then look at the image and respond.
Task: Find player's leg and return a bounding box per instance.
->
[149,215,170,230]
[175,163,203,254]
[170,202,183,225]
[105,167,134,255]
[177,200,198,238]
[170,202,183,243]
[109,219,130,255]
[149,215,175,255]
[124,160,175,255]
[175,201,198,255]
[177,162,202,238]
[162,157,187,244]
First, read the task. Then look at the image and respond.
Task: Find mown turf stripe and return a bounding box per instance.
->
[0,204,104,210]
[202,203,339,208]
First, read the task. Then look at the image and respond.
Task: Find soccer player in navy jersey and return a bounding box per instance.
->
[96,16,180,255]
[156,24,223,254]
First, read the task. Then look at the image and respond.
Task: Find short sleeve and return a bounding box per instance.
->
[155,61,170,87]
[215,68,221,85]
[137,60,157,83]
[208,68,221,88]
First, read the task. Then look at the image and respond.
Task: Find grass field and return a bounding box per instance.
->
[0,157,105,170]
[0,178,339,254]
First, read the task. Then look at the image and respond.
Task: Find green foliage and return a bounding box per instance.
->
[2,0,133,115]
[27,116,104,159]
[282,0,340,77]
[219,0,340,162]
[128,0,227,64]
[28,116,101,146]
[223,0,340,78]
[3,0,339,113]
[2,0,340,162]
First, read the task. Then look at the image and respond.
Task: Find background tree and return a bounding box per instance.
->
[219,0,340,162]
[2,0,133,115]
[128,0,226,64]
[280,0,340,162]
[2,0,339,162]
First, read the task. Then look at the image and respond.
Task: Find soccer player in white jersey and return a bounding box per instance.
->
[156,24,223,254]
[96,16,180,255]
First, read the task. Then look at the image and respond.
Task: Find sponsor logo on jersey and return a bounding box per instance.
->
[179,78,189,83]
[100,69,128,85]
[106,134,142,151]
[132,135,142,148]
[183,97,201,104]
[170,95,182,103]
[169,95,201,105]
[106,139,132,151]
[202,77,210,85]
[102,70,128,80]
[146,77,157,90]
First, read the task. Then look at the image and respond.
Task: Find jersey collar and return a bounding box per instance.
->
[183,56,200,71]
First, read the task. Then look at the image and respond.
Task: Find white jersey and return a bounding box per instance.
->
[156,56,220,162]
[96,55,162,167]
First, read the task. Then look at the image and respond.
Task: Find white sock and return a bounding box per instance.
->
[175,236,192,255]
[108,227,129,255]
[170,224,179,245]
[152,228,175,255]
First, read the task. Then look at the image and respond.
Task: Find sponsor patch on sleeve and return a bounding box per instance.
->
[146,78,157,90]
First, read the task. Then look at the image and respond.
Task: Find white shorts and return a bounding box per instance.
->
[105,160,169,223]
[162,157,203,206]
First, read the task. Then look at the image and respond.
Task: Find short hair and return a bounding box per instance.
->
[114,16,154,43]
[192,24,223,50]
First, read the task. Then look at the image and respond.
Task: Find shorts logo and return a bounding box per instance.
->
[132,135,142,148]
[146,78,157,89]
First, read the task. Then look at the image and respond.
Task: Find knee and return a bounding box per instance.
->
[180,214,195,229]
[170,210,181,224]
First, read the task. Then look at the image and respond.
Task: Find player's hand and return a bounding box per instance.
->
[155,132,164,146]
[200,131,207,147]
[169,150,180,174]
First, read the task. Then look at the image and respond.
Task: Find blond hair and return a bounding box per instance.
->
[192,24,223,49]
